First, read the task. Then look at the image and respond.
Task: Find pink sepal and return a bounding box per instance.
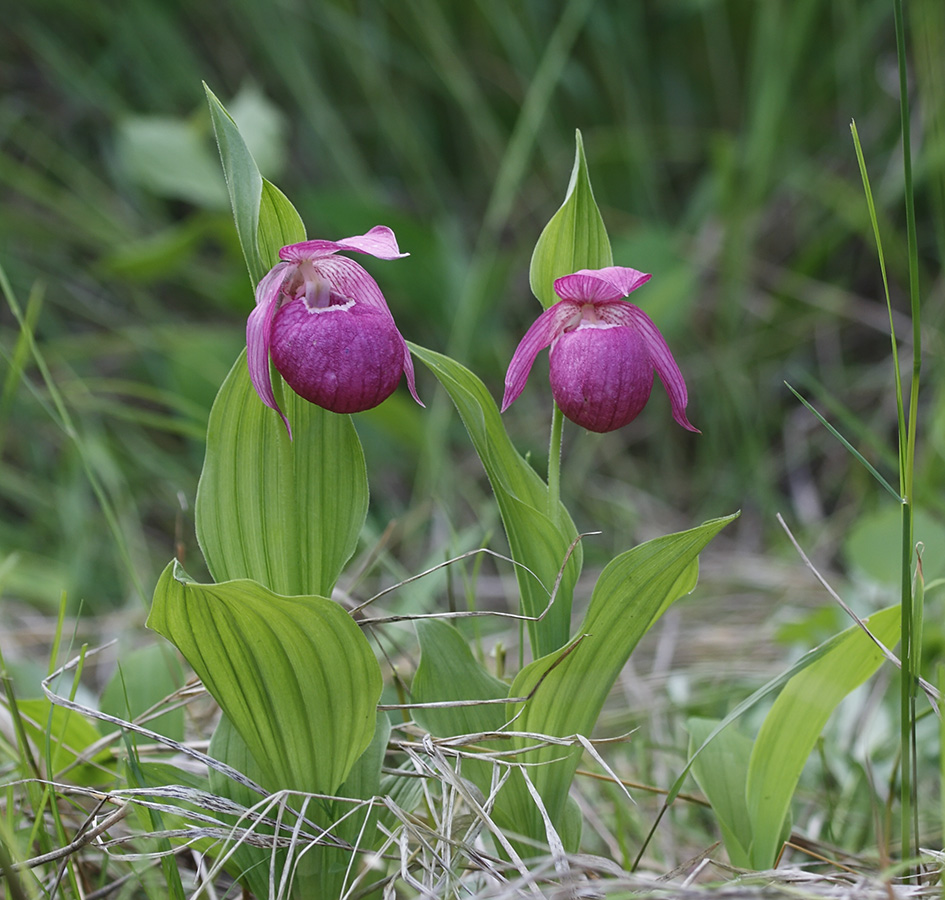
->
[281,225,408,263]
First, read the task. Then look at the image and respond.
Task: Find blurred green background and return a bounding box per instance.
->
[2,0,943,614]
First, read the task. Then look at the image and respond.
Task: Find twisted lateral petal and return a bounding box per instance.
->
[626,305,699,432]
[399,342,423,407]
[280,225,408,263]
[501,301,581,412]
[247,263,293,436]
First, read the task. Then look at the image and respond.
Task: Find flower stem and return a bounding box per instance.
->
[548,402,564,515]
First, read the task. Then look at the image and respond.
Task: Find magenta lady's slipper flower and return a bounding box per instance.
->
[247,226,422,434]
[502,266,698,434]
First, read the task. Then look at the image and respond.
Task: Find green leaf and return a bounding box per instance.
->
[195,348,368,599]
[686,717,755,868]
[205,84,305,284]
[208,711,390,900]
[409,343,582,657]
[147,560,382,796]
[411,619,508,736]
[16,699,112,786]
[529,129,613,309]
[257,178,306,269]
[745,604,900,868]
[500,514,737,844]
[207,715,274,900]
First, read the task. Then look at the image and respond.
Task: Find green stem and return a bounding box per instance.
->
[893,0,921,866]
[899,500,913,864]
[548,402,564,515]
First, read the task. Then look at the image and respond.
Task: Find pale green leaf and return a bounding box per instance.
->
[195,348,368,599]
[411,619,508,736]
[686,717,755,868]
[147,560,382,796]
[207,715,275,900]
[500,514,737,843]
[206,83,304,284]
[209,711,391,900]
[16,699,112,785]
[529,130,613,309]
[746,604,900,868]
[410,343,581,657]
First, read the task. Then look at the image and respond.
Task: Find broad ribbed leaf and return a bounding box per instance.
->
[409,343,581,657]
[529,130,613,310]
[195,348,368,598]
[746,605,899,868]
[147,560,382,795]
[500,514,737,844]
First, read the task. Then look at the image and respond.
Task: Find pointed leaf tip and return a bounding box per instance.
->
[529,131,613,310]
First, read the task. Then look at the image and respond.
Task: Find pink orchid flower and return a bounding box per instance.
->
[247,226,422,436]
[502,266,698,434]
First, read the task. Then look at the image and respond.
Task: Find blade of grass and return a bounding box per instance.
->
[0,265,147,603]
[893,0,923,864]
[784,382,902,502]
[852,97,921,864]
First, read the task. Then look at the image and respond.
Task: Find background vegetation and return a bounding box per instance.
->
[1,0,943,890]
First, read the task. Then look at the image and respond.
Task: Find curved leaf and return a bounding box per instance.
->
[746,604,900,867]
[500,514,737,843]
[195,349,368,599]
[410,342,581,657]
[685,717,755,868]
[147,561,382,796]
[411,619,508,736]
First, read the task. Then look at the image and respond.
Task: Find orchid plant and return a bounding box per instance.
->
[138,88,894,898]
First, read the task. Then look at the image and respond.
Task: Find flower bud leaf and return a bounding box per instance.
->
[529,130,613,310]
[205,83,305,283]
[257,177,306,269]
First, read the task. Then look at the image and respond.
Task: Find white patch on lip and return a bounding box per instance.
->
[576,320,619,330]
[305,297,355,314]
